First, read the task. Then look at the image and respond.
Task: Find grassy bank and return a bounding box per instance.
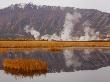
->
[0,40,110,48]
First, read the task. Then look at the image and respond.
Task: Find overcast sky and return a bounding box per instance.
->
[0,0,110,13]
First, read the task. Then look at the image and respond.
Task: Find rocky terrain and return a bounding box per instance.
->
[0,3,110,40]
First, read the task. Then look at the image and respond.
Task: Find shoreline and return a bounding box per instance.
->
[0,40,109,48]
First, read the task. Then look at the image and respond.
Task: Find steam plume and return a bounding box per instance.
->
[24,13,109,41]
[79,21,100,41]
[61,12,82,41]
[24,25,40,40]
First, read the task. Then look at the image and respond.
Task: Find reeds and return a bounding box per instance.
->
[3,58,48,77]
[0,40,110,48]
[0,40,109,54]
[0,48,42,54]
[47,47,62,52]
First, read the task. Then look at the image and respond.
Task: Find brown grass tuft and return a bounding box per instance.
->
[47,47,62,52]
[3,58,48,77]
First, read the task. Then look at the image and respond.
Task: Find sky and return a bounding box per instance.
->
[0,0,110,13]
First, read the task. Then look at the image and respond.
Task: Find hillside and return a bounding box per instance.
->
[0,3,110,40]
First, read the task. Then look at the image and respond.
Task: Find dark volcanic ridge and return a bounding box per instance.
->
[0,3,110,41]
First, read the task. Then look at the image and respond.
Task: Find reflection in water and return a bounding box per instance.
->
[0,47,63,54]
[0,47,110,78]
[3,58,47,78]
[47,47,63,53]
[63,49,81,68]
[62,48,110,71]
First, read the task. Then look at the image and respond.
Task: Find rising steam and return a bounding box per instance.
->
[41,12,82,41]
[60,12,82,41]
[41,33,60,41]
[79,21,100,41]
[24,25,40,40]
[24,12,109,41]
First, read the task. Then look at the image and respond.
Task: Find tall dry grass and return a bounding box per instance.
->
[0,40,110,48]
[3,58,48,77]
[0,40,109,54]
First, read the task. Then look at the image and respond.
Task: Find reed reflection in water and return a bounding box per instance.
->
[0,47,110,79]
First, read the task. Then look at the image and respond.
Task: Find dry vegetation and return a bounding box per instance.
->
[0,40,110,48]
[47,47,63,53]
[0,48,43,54]
[0,40,109,54]
[0,47,64,54]
[3,58,48,77]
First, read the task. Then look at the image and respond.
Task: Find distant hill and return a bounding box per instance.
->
[0,3,110,40]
